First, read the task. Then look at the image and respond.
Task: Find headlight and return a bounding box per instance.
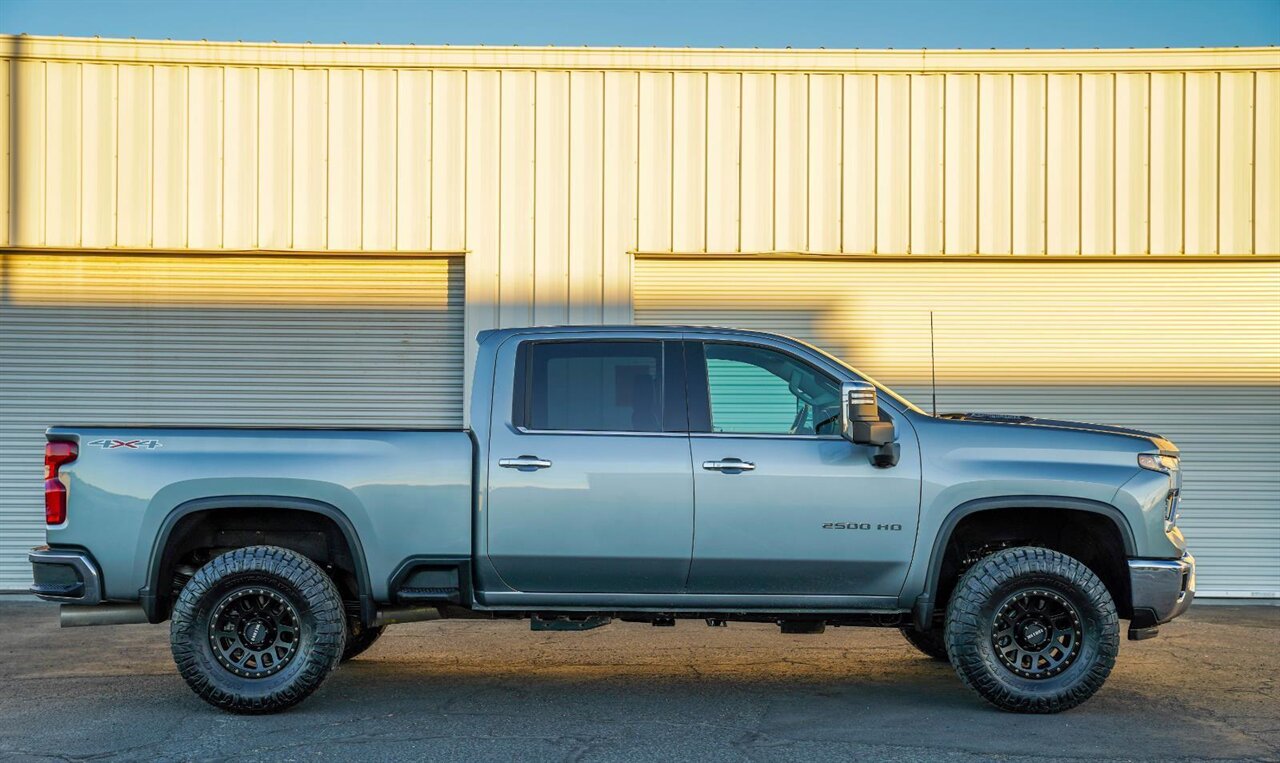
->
[1138,453,1179,473]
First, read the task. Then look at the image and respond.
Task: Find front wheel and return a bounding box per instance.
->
[945,546,1119,714]
[170,545,347,713]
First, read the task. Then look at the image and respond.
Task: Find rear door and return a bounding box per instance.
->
[485,337,694,593]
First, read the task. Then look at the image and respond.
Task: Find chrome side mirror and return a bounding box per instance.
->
[841,381,899,467]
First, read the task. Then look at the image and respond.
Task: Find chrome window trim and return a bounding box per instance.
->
[512,427,845,441]
[689,432,845,441]
[514,426,686,438]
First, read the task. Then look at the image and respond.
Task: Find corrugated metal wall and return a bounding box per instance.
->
[0,253,463,589]
[2,41,1277,280]
[635,257,1280,597]
[1,38,1277,594]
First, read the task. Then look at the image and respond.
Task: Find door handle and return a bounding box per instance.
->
[702,458,756,473]
[499,456,553,471]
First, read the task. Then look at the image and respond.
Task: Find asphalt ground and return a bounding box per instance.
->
[0,601,1276,762]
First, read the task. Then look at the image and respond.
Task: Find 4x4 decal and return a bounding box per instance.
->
[86,439,163,450]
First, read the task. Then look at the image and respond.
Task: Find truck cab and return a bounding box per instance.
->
[30,325,1194,714]
[473,326,921,607]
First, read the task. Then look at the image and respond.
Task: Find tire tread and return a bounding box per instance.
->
[170,545,346,714]
[944,546,1119,714]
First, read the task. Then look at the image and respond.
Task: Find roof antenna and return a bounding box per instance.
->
[930,311,938,417]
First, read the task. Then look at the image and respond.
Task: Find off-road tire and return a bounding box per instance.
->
[945,546,1119,714]
[341,620,386,662]
[900,626,950,661]
[170,545,346,714]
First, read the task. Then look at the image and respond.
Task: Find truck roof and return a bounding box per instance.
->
[475,324,795,344]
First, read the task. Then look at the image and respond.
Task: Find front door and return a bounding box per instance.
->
[486,338,694,593]
[684,340,921,597]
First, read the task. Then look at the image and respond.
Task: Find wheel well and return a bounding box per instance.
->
[153,507,363,622]
[932,507,1131,621]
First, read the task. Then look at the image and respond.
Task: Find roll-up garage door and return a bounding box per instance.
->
[635,257,1280,598]
[0,253,464,590]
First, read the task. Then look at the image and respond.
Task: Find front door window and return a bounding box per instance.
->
[703,343,842,436]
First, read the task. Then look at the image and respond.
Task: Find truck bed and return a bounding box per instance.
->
[45,426,474,602]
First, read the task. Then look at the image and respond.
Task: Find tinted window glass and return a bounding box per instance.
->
[703,343,840,435]
[527,342,664,432]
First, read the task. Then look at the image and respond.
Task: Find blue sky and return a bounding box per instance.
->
[2,0,1277,49]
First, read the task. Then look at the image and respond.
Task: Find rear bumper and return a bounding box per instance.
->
[1128,552,1195,632]
[29,546,103,605]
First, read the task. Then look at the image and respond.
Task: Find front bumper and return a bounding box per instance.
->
[1128,552,1195,637]
[29,546,103,605]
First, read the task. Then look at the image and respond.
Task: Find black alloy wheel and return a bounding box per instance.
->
[990,588,1083,679]
[170,545,346,713]
[208,586,302,678]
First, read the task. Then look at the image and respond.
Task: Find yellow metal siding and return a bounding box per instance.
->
[431,70,467,252]
[534,69,570,325]
[634,257,1280,596]
[740,72,774,252]
[1259,72,1280,254]
[17,40,1264,262]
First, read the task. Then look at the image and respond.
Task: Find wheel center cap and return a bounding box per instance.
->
[242,619,271,647]
[1021,621,1049,647]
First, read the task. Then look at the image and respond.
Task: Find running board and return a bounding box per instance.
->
[396,586,461,604]
[60,604,149,628]
[373,606,442,627]
[531,615,612,631]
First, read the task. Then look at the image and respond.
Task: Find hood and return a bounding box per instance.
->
[938,412,1178,456]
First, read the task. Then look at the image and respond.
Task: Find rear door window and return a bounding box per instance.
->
[523,341,665,432]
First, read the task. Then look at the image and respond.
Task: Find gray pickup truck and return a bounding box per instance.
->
[30,325,1194,714]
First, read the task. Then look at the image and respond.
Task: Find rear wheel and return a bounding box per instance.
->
[170,545,346,714]
[945,546,1118,713]
[900,626,950,661]
[341,620,386,662]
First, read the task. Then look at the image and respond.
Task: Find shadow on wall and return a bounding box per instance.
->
[634,306,872,369]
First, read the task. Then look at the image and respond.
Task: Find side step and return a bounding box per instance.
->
[396,586,461,604]
[373,606,442,627]
[531,615,612,631]
[779,620,826,635]
[60,604,148,628]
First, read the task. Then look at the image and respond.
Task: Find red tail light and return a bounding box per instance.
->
[44,441,77,525]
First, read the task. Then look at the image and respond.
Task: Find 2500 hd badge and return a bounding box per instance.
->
[823,522,903,531]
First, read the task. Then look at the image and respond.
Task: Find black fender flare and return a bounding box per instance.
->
[912,495,1136,630]
[141,495,373,625]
